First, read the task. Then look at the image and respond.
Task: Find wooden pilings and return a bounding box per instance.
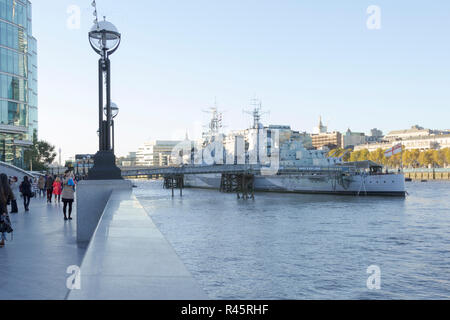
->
[220,173,255,199]
[163,174,184,197]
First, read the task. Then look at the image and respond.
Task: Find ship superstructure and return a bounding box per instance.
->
[182,102,406,196]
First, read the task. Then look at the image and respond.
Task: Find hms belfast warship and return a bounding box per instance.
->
[182,101,406,196]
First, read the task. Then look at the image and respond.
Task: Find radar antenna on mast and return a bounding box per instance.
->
[243,97,270,165]
[243,97,269,129]
[201,98,225,143]
[202,106,223,134]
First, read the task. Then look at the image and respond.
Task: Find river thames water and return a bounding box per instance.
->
[133,180,450,299]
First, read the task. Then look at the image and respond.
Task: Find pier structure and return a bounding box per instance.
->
[220,173,255,199]
[160,168,257,199]
[120,164,357,198]
[403,168,450,181]
[163,174,184,197]
[123,164,260,198]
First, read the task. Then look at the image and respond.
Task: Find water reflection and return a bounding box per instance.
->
[134,180,450,299]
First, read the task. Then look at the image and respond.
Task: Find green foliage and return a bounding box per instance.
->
[349,150,361,162]
[369,148,385,164]
[344,147,450,168]
[24,130,57,171]
[327,148,352,161]
[65,160,74,169]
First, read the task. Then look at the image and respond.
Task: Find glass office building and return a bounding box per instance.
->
[0,0,37,169]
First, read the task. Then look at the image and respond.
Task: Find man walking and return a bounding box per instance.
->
[19,176,32,211]
[45,174,54,203]
[38,175,46,197]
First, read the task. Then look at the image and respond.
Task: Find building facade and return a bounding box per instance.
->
[354,126,450,152]
[366,128,383,143]
[311,131,342,149]
[0,0,37,169]
[384,125,431,141]
[341,129,366,148]
[136,140,181,166]
[117,152,137,167]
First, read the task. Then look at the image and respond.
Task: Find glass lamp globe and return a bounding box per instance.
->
[89,20,121,55]
[104,102,119,119]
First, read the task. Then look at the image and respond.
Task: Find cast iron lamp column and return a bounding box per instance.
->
[87,19,122,180]
[104,102,119,154]
[82,156,86,176]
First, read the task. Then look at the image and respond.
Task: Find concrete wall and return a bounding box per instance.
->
[0,161,37,197]
[0,161,36,181]
[68,189,207,300]
[76,179,132,244]
[404,171,450,180]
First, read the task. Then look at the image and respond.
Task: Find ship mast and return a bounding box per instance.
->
[244,98,266,129]
[202,99,223,144]
[244,98,269,164]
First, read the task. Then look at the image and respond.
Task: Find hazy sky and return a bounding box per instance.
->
[33,0,450,161]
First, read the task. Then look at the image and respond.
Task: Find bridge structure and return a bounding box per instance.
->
[119,164,350,199]
[120,164,261,176]
[120,164,262,199]
[119,164,350,177]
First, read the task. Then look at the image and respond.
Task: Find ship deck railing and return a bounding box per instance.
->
[121,164,362,177]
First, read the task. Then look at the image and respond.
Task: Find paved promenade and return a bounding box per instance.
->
[0,195,86,300]
[68,189,207,300]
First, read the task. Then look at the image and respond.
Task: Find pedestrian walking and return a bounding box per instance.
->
[45,174,53,203]
[0,174,17,214]
[9,176,19,213]
[31,177,38,195]
[38,176,45,197]
[61,171,75,221]
[19,176,33,211]
[0,181,13,247]
[53,177,62,203]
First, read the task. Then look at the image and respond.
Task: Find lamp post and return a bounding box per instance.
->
[87,18,122,180]
[104,102,119,154]
[87,154,92,177]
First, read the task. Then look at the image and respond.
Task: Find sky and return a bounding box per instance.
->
[33,0,450,162]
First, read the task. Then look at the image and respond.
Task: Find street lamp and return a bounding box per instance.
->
[87,18,122,180]
[82,156,87,176]
[104,102,119,154]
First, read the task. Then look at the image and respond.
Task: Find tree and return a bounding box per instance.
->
[327,148,339,157]
[349,150,361,162]
[386,153,401,168]
[24,130,57,171]
[65,160,74,170]
[369,148,385,165]
[409,149,421,168]
[342,149,351,162]
[402,150,412,167]
[36,141,57,166]
[359,149,370,161]
[443,148,450,167]
[418,150,435,167]
[433,149,446,167]
[327,148,352,161]
[348,147,450,168]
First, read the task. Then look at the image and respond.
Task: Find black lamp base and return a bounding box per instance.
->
[87,150,122,180]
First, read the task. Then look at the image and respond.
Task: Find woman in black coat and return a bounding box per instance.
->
[19,176,32,211]
[0,174,16,213]
[0,180,9,247]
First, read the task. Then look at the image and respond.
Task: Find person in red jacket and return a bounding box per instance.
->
[52,177,62,203]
